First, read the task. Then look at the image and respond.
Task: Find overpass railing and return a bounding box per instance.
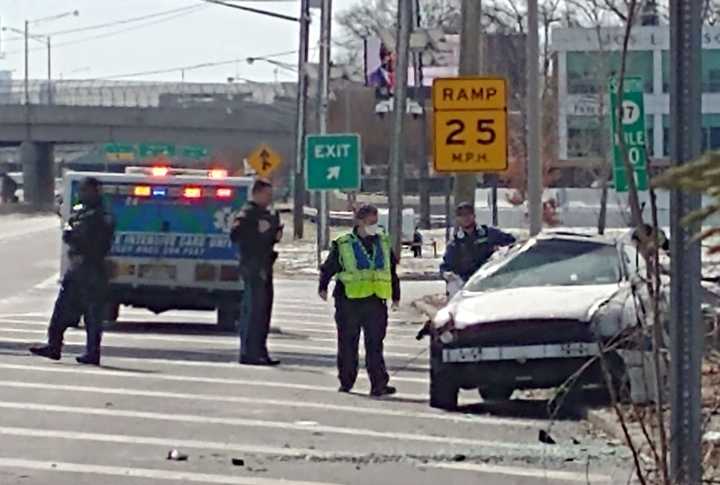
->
[0,80,297,108]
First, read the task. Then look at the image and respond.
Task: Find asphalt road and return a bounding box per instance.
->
[0,216,634,485]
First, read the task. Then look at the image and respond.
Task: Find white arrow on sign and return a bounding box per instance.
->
[326,166,341,180]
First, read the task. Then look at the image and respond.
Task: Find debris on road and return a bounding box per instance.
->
[539,430,557,445]
[167,449,189,461]
[231,458,245,467]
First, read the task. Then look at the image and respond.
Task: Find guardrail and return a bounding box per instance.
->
[0,80,296,108]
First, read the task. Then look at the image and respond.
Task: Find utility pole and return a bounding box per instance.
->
[388,0,412,255]
[24,20,29,105]
[669,0,703,480]
[293,0,311,239]
[526,0,542,235]
[454,0,482,208]
[412,0,431,230]
[46,36,52,104]
[316,0,332,259]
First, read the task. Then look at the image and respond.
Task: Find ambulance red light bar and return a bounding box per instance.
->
[208,169,228,179]
[216,188,233,199]
[183,187,202,199]
[151,166,169,177]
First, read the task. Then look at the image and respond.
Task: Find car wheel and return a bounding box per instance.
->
[478,387,514,402]
[429,352,459,410]
[217,303,239,332]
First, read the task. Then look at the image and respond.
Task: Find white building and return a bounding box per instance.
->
[551,25,720,164]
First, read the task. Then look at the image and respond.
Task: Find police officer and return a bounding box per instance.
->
[318,204,399,397]
[230,179,282,366]
[440,202,515,296]
[30,177,115,365]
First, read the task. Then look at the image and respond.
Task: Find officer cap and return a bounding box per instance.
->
[455,201,475,215]
[355,203,379,220]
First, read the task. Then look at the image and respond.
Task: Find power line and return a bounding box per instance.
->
[3,7,207,57]
[95,49,303,79]
[201,0,299,22]
[2,5,206,43]
[47,5,206,36]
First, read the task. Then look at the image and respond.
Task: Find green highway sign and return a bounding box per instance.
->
[609,76,648,192]
[181,145,209,159]
[306,133,361,191]
[139,143,176,158]
[104,143,136,162]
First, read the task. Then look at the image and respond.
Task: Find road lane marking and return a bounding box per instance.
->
[0,400,575,453]
[0,379,522,425]
[0,361,432,403]
[0,326,425,358]
[0,337,429,374]
[0,457,341,485]
[0,220,58,243]
[422,462,612,483]
[0,426,345,458]
[0,319,422,349]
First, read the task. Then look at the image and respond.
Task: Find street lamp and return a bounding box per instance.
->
[3,26,52,104]
[15,10,79,105]
[246,56,298,73]
[205,0,313,240]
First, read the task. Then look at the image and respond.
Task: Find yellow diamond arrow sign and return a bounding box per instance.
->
[247,144,282,178]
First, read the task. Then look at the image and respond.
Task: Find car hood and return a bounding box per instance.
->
[439,284,621,330]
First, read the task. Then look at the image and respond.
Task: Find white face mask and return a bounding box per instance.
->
[364,224,379,236]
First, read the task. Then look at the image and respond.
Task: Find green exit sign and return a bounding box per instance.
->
[305,133,361,191]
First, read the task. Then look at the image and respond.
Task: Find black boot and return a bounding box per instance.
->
[29,345,61,361]
[76,354,100,366]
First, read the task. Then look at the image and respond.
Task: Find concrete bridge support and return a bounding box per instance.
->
[21,141,55,208]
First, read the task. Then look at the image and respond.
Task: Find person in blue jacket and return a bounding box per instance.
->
[440,202,516,293]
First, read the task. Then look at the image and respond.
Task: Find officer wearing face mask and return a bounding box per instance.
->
[318,204,400,398]
[440,202,516,297]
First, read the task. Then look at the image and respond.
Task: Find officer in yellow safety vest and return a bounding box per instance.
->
[318,204,400,397]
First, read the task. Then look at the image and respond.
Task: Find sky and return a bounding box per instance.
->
[0,0,359,84]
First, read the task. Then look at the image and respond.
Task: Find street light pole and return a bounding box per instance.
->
[669,0,703,480]
[24,20,29,105]
[526,0,542,236]
[293,0,311,239]
[388,0,412,256]
[455,0,482,208]
[316,0,332,255]
[47,36,52,104]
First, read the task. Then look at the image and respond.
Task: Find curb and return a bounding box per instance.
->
[586,408,627,442]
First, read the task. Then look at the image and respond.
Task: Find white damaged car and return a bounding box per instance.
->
[427,232,665,410]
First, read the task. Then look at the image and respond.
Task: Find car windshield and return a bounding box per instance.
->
[465,238,622,292]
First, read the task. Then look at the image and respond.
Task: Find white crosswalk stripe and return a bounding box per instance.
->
[0,279,629,484]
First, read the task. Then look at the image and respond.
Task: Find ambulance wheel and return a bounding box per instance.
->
[105,303,120,324]
[217,303,239,332]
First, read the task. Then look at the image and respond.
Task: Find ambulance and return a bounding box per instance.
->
[60,166,252,330]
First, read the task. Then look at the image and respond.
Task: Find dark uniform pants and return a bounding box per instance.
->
[335,296,390,392]
[47,264,106,358]
[239,268,274,360]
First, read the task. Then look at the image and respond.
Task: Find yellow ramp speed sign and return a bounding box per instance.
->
[432,77,508,173]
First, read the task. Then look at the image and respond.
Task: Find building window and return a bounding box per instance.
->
[663,49,720,93]
[662,114,720,155]
[646,115,655,157]
[567,116,605,158]
[567,51,654,95]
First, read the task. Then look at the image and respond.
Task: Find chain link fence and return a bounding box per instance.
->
[0,79,298,108]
